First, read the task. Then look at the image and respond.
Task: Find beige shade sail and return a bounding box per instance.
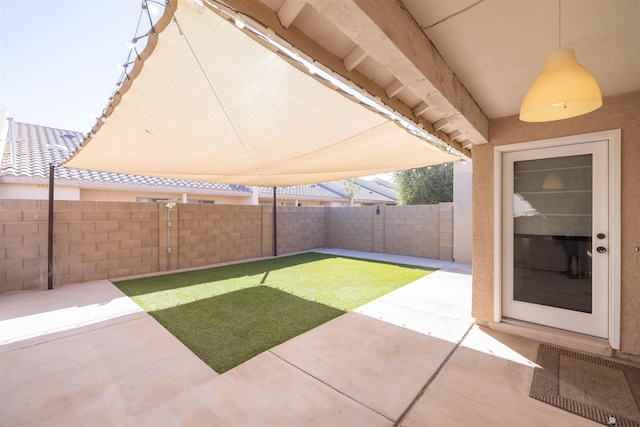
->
[63,0,458,187]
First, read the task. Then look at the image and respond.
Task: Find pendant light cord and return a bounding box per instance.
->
[558,0,562,50]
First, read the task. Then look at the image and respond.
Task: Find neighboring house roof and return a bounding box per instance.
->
[356,178,399,200]
[352,186,397,204]
[0,120,252,195]
[321,181,397,205]
[258,184,345,201]
[263,179,397,205]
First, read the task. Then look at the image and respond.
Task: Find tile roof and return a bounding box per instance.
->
[260,180,397,204]
[1,121,252,193]
[320,181,396,204]
[355,178,399,201]
[258,184,345,200]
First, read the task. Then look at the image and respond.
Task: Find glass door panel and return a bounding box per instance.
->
[513,154,593,313]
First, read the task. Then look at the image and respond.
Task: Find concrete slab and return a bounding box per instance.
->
[0,314,219,425]
[400,326,600,426]
[355,263,474,341]
[0,249,601,426]
[355,299,473,343]
[0,280,144,347]
[180,351,393,426]
[271,311,458,421]
[360,268,474,322]
[0,281,220,425]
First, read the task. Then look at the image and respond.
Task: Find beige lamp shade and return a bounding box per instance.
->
[519,49,602,122]
[542,172,564,190]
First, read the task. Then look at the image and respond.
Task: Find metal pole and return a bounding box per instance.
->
[47,164,54,290]
[273,187,277,256]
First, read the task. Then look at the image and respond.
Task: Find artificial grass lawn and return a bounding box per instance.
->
[115,252,432,373]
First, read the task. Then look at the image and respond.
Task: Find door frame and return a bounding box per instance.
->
[493,129,621,349]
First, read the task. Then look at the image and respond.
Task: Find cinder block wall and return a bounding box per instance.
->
[56,201,160,286]
[0,199,159,292]
[1,199,47,292]
[262,205,274,256]
[326,207,374,251]
[276,206,326,254]
[1,200,453,292]
[383,205,441,259]
[177,204,263,269]
[323,204,453,259]
[438,203,454,261]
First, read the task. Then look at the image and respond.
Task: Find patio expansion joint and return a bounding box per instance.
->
[266,349,396,423]
[392,321,475,427]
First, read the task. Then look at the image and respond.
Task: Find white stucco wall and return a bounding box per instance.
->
[79,188,251,205]
[0,183,80,200]
[0,181,254,205]
[453,160,472,264]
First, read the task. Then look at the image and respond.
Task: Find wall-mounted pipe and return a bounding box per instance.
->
[165,202,176,270]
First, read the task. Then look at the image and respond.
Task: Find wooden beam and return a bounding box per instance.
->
[385,79,404,98]
[434,118,450,131]
[216,0,480,152]
[343,46,367,71]
[277,0,306,28]
[449,130,464,141]
[304,0,488,145]
[412,101,431,117]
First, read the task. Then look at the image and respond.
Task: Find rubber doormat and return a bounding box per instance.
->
[530,344,640,427]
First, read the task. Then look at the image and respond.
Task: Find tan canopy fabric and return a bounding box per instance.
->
[63,0,457,187]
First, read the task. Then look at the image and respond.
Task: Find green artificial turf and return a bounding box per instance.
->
[115,252,432,373]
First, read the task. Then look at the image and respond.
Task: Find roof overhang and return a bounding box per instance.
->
[63,0,461,187]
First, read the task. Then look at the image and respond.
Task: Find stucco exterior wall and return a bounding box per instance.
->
[0,183,80,200]
[453,161,472,263]
[473,90,640,356]
[0,181,252,205]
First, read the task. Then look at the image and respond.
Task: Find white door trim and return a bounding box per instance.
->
[493,129,621,349]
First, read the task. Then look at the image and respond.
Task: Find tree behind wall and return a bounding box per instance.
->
[394,163,453,205]
[341,178,361,206]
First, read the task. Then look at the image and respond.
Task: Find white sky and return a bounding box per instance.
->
[0,0,159,133]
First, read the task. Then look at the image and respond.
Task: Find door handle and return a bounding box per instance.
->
[596,246,607,253]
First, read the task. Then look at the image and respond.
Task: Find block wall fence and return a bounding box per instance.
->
[0,199,453,292]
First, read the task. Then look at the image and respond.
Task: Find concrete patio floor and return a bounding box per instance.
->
[0,249,599,426]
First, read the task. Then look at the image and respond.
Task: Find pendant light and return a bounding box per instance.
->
[519,1,602,122]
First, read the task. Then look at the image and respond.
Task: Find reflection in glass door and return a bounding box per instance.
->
[513,154,593,313]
